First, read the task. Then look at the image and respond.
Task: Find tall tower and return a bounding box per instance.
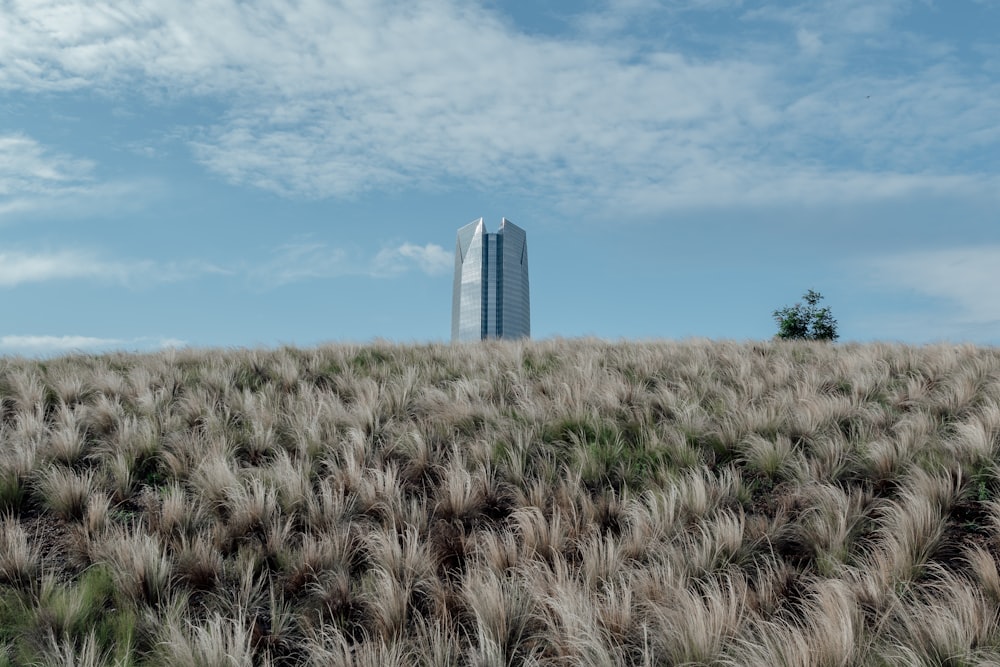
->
[451,218,530,342]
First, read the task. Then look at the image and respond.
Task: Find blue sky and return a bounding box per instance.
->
[1,0,998,355]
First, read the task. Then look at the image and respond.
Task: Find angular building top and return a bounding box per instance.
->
[452,218,530,342]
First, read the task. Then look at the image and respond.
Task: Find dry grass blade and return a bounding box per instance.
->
[0,340,998,664]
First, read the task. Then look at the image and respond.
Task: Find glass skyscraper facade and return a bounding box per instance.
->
[451,218,530,342]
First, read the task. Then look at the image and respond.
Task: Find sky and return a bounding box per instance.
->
[1,0,998,355]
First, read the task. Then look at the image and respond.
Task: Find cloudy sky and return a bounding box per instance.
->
[1,0,998,355]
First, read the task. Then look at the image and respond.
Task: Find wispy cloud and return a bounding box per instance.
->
[256,241,355,286]
[256,239,451,286]
[0,335,186,355]
[0,249,226,288]
[0,133,92,217]
[862,246,1000,341]
[0,134,155,221]
[0,249,116,286]
[795,28,823,55]
[0,239,447,291]
[1,1,997,215]
[745,0,908,36]
[372,243,452,277]
[0,134,91,188]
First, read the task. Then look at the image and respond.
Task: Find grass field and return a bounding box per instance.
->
[2,338,1000,665]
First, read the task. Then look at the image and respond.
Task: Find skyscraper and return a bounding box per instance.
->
[451,218,530,342]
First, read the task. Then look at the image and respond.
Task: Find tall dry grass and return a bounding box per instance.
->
[0,339,1000,664]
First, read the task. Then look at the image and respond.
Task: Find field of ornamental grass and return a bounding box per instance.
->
[2,339,1000,664]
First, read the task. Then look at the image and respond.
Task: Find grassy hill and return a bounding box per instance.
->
[2,339,1000,665]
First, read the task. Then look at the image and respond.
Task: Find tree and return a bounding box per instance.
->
[772,290,838,341]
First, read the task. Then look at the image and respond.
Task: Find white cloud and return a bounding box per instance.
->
[0,335,185,355]
[0,0,996,215]
[0,134,92,188]
[0,335,125,351]
[372,243,452,277]
[796,29,822,55]
[0,249,127,286]
[592,168,998,218]
[0,133,153,221]
[871,246,1000,315]
[0,249,225,287]
[575,0,743,31]
[257,239,451,286]
[745,0,906,37]
[0,239,445,291]
[257,241,355,286]
[862,246,1000,341]
[0,133,92,216]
